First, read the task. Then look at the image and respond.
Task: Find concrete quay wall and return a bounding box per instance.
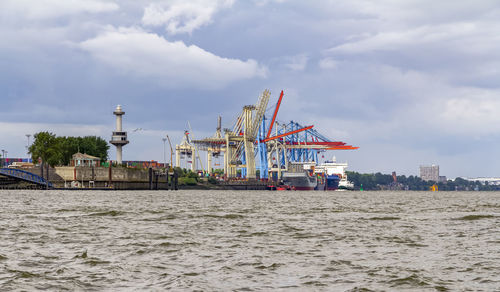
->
[59,166,149,182]
[25,166,151,182]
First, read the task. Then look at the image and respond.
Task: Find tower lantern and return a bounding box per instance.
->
[110,105,129,164]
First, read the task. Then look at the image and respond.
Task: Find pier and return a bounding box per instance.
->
[0,166,178,190]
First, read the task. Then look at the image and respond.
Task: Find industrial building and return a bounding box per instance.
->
[420,164,446,182]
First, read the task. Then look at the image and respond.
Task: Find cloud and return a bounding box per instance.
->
[142,0,234,35]
[0,121,109,158]
[2,0,500,177]
[78,27,267,88]
[318,58,338,69]
[284,54,308,71]
[437,91,500,135]
[254,0,287,6]
[328,22,481,54]
[357,64,500,136]
[0,121,186,163]
[0,0,119,20]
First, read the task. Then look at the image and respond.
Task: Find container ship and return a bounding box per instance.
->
[315,173,340,190]
[281,162,317,190]
[281,171,317,190]
[315,157,353,191]
[279,158,353,191]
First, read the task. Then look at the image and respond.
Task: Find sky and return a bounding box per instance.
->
[1,0,500,178]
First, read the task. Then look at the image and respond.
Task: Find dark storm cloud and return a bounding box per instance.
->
[1,0,500,177]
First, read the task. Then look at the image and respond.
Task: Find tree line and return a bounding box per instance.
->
[29,132,109,168]
[346,171,497,191]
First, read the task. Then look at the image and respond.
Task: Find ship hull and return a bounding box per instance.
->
[294,186,316,191]
[326,175,340,191]
[282,172,317,190]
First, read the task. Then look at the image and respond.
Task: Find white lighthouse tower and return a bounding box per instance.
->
[110,105,129,164]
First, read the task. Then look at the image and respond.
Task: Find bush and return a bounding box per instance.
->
[186,171,199,180]
[183,177,197,185]
[174,167,185,177]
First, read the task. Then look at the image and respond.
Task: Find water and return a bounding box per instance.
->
[0,190,498,291]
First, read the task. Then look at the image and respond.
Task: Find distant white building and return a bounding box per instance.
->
[462,177,500,185]
[420,165,440,182]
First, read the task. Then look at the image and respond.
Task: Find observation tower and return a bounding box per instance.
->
[110,105,129,164]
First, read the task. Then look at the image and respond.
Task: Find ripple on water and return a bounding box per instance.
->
[254,263,282,270]
[87,210,124,216]
[0,190,498,290]
[9,269,39,279]
[85,258,111,266]
[388,273,432,288]
[368,216,401,220]
[454,214,496,220]
[202,213,245,219]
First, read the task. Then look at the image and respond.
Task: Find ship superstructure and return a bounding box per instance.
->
[315,156,354,190]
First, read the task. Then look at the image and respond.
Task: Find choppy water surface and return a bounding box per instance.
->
[0,190,498,291]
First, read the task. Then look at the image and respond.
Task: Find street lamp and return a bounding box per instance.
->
[162,138,167,168]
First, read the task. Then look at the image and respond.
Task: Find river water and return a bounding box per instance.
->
[0,190,498,291]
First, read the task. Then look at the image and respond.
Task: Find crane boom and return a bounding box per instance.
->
[266,90,284,139]
[249,89,271,139]
[325,146,359,150]
[166,135,173,170]
[262,125,314,142]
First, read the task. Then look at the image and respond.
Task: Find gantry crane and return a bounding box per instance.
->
[175,130,197,172]
[192,116,225,174]
[192,89,358,181]
[225,89,271,179]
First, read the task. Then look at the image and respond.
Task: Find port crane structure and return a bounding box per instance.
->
[192,89,358,180]
[175,130,197,172]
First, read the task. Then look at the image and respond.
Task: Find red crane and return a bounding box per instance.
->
[266,90,284,139]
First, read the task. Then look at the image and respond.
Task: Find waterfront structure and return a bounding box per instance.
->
[176,131,196,172]
[191,117,224,175]
[420,164,439,182]
[110,105,129,164]
[192,89,358,181]
[71,152,100,167]
[315,157,354,190]
[462,177,500,185]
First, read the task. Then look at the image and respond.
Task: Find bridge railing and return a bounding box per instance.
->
[0,168,53,188]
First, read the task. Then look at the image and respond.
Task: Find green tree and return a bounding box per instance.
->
[29,132,61,180]
[30,133,109,167]
[29,132,60,167]
[174,167,185,177]
[186,171,199,181]
[58,136,109,165]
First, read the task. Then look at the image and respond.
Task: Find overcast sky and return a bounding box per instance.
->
[1,0,500,178]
